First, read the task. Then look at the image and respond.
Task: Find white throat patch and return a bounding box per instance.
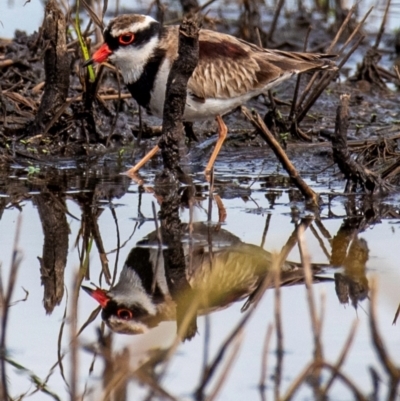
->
[110,35,160,84]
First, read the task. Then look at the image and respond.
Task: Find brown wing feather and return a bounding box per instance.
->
[161,26,336,101]
[189,30,283,99]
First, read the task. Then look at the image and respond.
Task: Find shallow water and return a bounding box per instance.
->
[1,156,399,400]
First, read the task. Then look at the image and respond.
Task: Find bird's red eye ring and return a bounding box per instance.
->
[117,308,133,320]
[118,33,135,45]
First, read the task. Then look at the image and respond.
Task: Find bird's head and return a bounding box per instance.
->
[82,284,161,335]
[84,14,162,83]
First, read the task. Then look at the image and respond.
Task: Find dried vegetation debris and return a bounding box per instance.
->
[0,15,137,158]
[0,1,400,192]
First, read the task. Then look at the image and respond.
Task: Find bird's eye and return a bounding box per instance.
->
[117,308,133,320]
[118,33,135,45]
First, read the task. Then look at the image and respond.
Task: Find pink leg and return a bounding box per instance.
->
[126,145,160,177]
[204,115,228,175]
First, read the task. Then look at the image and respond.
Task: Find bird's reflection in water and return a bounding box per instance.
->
[83,223,326,337]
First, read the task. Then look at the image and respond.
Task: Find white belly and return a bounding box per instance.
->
[183,92,257,121]
[147,59,294,122]
[149,70,260,121]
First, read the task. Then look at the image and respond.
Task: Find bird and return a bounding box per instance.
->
[82,223,329,338]
[84,14,336,175]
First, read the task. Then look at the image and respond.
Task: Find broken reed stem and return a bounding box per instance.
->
[338,7,373,57]
[297,34,364,124]
[295,6,371,124]
[242,107,319,207]
[295,4,357,110]
[266,0,285,44]
[326,5,356,54]
[289,25,312,122]
[373,0,391,50]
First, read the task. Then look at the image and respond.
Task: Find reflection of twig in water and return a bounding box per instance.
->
[202,315,211,377]
[260,213,271,249]
[369,279,400,397]
[57,287,69,387]
[0,215,22,400]
[195,306,254,400]
[207,167,214,223]
[258,323,273,400]
[69,273,80,401]
[393,303,400,325]
[106,220,139,255]
[322,320,358,395]
[314,218,332,240]
[298,225,325,397]
[309,223,331,260]
[282,360,366,401]
[151,201,163,295]
[273,256,283,400]
[206,332,243,401]
[109,201,121,287]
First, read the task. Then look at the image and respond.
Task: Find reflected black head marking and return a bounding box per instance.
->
[101,300,149,322]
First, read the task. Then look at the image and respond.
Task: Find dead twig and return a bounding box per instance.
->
[266,0,285,45]
[373,0,391,50]
[242,107,319,207]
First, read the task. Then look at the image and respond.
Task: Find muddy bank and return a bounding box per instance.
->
[1,1,400,190]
